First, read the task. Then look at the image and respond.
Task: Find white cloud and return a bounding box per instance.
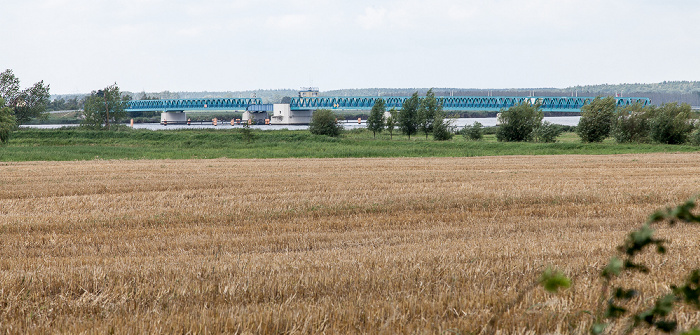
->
[357,7,387,30]
[265,14,311,31]
[2,0,700,93]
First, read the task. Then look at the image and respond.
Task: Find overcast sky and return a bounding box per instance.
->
[2,0,699,94]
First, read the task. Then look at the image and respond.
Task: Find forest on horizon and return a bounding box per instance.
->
[49,81,700,110]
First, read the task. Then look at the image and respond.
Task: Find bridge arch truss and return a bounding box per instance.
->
[289,96,651,112]
[126,97,262,112]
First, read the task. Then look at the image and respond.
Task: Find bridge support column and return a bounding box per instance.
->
[242,111,269,125]
[269,104,312,125]
[160,111,187,125]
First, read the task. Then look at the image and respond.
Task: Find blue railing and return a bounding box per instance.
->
[289,96,651,112]
[126,98,262,112]
[126,96,651,113]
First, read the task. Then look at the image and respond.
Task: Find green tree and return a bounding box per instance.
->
[0,70,20,105]
[418,89,439,139]
[534,121,563,143]
[577,96,616,143]
[612,103,652,143]
[399,92,420,139]
[649,103,694,144]
[0,99,16,144]
[309,109,342,137]
[385,108,397,140]
[0,69,50,125]
[432,109,453,141]
[81,84,129,130]
[690,128,700,146]
[14,81,51,124]
[367,98,385,138]
[496,102,543,142]
[463,122,484,141]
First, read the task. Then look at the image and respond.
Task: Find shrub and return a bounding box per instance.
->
[577,96,616,143]
[533,121,563,143]
[309,109,342,137]
[0,101,16,144]
[649,103,694,144]
[241,122,254,143]
[690,128,700,146]
[462,121,484,141]
[483,126,499,135]
[496,102,543,142]
[612,103,651,143]
[432,114,454,141]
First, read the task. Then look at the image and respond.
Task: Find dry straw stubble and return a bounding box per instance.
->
[1,153,699,333]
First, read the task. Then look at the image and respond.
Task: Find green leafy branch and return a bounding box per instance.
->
[540,197,700,334]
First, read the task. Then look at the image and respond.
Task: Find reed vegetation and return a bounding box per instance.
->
[1,154,699,333]
[2,128,700,161]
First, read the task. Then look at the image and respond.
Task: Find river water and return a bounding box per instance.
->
[24,116,581,130]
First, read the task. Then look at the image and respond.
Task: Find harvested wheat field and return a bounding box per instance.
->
[1,153,700,334]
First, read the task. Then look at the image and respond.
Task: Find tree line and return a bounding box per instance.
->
[576,97,699,145]
[0,69,135,143]
[309,89,454,141]
[486,96,700,145]
[309,93,700,146]
[0,69,51,125]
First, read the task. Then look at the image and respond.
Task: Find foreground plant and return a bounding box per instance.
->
[541,197,700,334]
[0,99,15,143]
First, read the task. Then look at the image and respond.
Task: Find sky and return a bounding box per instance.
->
[2,0,699,95]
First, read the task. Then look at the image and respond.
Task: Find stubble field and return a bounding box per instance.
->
[1,153,699,333]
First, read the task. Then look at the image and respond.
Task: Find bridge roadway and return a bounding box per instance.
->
[125,96,651,113]
[126,97,262,112]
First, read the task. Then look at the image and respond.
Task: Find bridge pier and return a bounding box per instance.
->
[161,111,187,124]
[242,111,269,125]
[269,104,312,125]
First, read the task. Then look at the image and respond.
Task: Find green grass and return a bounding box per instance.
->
[0,128,698,161]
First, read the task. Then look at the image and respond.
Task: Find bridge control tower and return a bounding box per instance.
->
[298,87,319,98]
[269,88,318,125]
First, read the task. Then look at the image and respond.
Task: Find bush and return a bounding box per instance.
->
[483,126,499,135]
[0,100,16,144]
[690,128,700,146]
[558,125,577,133]
[496,102,543,142]
[649,103,694,144]
[462,121,484,141]
[533,121,563,143]
[612,103,651,143]
[309,109,343,137]
[577,96,616,143]
[432,115,454,141]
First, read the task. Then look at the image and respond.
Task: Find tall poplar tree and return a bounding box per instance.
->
[418,88,439,139]
[385,108,397,140]
[399,92,420,139]
[367,98,385,138]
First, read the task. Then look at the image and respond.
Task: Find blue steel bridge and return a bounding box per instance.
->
[126,97,262,112]
[288,96,651,112]
[125,96,651,113]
